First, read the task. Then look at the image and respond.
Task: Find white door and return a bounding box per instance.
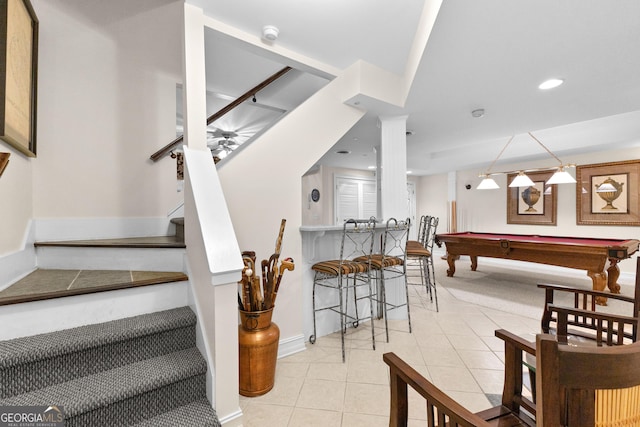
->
[335,176,377,224]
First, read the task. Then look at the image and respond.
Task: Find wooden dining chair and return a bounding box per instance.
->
[539,256,640,343]
[536,334,640,426]
[384,329,537,427]
[384,330,640,427]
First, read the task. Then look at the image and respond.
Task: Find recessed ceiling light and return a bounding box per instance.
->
[336,150,351,155]
[538,78,564,90]
[368,165,376,170]
[406,171,413,174]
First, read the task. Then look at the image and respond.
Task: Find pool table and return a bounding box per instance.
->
[435,232,639,295]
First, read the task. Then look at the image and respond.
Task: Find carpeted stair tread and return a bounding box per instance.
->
[0,307,196,368]
[0,347,206,416]
[130,398,221,427]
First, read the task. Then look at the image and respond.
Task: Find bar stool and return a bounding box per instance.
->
[406,216,439,311]
[309,217,377,362]
[358,217,411,342]
[407,215,430,288]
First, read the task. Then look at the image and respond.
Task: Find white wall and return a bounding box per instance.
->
[416,172,449,232]
[217,74,367,342]
[31,0,183,222]
[0,147,33,256]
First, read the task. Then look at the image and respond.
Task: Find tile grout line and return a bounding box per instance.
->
[67,270,83,290]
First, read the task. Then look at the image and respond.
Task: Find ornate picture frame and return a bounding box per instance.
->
[576,160,640,225]
[0,0,39,157]
[507,170,557,225]
[0,152,9,177]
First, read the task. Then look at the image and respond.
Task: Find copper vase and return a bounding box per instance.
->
[238,307,280,397]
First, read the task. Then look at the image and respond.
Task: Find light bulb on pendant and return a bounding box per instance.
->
[509,171,535,188]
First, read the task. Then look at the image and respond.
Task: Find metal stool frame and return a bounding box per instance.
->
[310,217,377,362]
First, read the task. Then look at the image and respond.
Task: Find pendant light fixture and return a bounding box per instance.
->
[476,132,576,189]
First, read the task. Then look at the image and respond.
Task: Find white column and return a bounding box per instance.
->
[182,4,207,151]
[378,115,409,222]
[183,5,242,427]
[377,116,409,320]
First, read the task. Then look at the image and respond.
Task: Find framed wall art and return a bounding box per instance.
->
[0,0,39,157]
[0,152,9,177]
[507,170,557,225]
[576,160,640,225]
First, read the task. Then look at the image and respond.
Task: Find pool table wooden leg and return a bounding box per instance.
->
[446,254,457,277]
[606,259,622,294]
[587,269,608,305]
[470,255,478,271]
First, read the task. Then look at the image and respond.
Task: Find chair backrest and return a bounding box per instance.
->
[416,215,431,245]
[539,257,640,343]
[551,304,638,346]
[424,216,439,252]
[536,333,640,427]
[381,217,411,263]
[340,217,376,262]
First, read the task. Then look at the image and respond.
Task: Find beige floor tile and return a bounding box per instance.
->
[296,379,346,411]
[414,332,454,349]
[409,317,445,335]
[306,362,348,381]
[479,334,506,352]
[446,333,491,351]
[288,408,342,427]
[343,382,389,416]
[457,349,504,370]
[248,376,304,406]
[383,342,426,366]
[420,346,464,367]
[276,361,310,378]
[469,368,506,394]
[347,347,387,364]
[240,402,293,427]
[428,365,483,393]
[346,359,389,385]
[342,412,389,427]
[436,320,477,335]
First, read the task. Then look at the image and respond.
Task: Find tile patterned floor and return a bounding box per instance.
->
[239,266,541,426]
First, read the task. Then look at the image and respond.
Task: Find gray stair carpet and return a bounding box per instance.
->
[0,307,221,426]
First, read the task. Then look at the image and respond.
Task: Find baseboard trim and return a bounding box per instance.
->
[278,333,306,358]
[217,408,243,427]
[0,247,36,291]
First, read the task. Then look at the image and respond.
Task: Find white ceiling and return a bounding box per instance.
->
[189,0,640,176]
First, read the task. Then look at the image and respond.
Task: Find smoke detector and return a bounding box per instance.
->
[471,108,485,118]
[262,25,279,41]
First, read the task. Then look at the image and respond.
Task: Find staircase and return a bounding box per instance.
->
[0,306,221,426]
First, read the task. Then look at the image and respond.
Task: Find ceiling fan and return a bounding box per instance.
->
[207,129,240,157]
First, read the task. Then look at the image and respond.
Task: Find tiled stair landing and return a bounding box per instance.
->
[1,235,187,306]
[0,269,188,306]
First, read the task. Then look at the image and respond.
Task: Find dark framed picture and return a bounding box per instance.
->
[577,160,640,225]
[507,170,557,225]
[311,188,320,202]
[0,152,9,177]
[0,0,38,157]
